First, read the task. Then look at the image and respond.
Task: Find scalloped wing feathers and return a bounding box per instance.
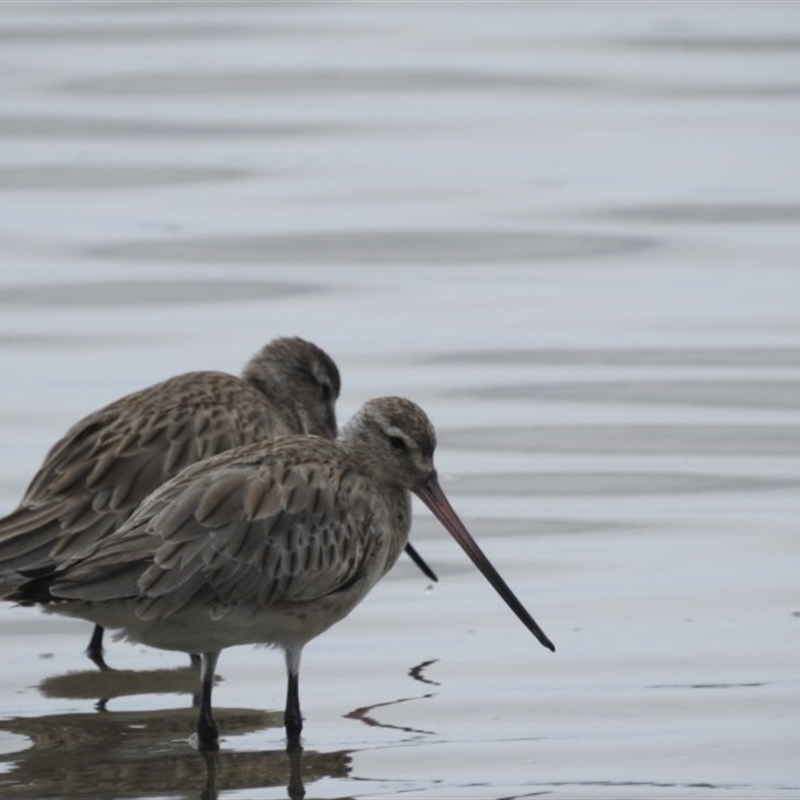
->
[0,372,290,571]
[49,440,383,621]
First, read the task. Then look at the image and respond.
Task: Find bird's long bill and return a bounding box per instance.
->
[414,473,555,652]
[405,543,439,583]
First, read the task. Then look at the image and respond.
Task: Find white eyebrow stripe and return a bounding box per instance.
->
[372,415,416,449]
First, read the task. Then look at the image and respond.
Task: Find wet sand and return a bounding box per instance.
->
[1,3,799,799]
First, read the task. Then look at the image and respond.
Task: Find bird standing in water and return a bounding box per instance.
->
[8,396,554,750]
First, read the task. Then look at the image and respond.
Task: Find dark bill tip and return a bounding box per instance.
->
[414,473,555,653]
[404,542,439,583]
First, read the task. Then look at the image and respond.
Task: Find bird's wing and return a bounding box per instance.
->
[0,373,276,571]
[49,441,380,621]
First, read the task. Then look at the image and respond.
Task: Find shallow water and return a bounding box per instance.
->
[1,3,799,799]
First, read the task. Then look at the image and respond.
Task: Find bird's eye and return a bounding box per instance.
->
[389,435,407,451]
[321,384,332,402]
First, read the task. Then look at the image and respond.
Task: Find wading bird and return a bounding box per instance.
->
[8,396,553,750]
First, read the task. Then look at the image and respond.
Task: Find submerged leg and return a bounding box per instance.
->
[286,738,305,800]
[284,646,303,746]
[200,751,219,800]
[197,651,221,751]
[86,624,111,671]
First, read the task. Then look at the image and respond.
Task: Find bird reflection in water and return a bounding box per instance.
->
[201,743,313,800]
[0,667,349,800]
[344,658,442,738]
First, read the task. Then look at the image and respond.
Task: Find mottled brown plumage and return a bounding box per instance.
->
[0,336,341,667]
[8,397,554,751]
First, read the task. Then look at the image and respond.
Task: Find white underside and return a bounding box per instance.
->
[45,583,368,654]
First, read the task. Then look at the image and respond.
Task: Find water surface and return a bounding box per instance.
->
[1,3,799,799]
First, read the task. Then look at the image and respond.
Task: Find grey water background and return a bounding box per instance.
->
[1,2,799,798]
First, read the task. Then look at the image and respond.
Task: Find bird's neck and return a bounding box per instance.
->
[386,487,412,573]
[246,374,303,433]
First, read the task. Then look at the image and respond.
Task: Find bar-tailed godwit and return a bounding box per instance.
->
[8,396,553,750]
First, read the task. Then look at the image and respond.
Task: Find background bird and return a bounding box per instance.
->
[0,336,341,669]
[7,396,554,751]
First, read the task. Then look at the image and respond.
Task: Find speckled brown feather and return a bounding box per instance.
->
[0,337,340,575]
[47,437,388,622]
[16,399,436,629]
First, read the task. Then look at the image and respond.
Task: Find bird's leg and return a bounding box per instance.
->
[284,646,303,747]
[197,651,221,752]
[190,653,203,707]
[86,624,112,671]
[285,672,301,740]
